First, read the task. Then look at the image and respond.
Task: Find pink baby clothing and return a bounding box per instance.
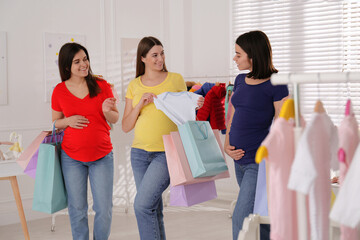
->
[330,143,360,229]
[335,103,360,240]
[288,112,338,240]
[338,102,359,185]
[261,117,298,240]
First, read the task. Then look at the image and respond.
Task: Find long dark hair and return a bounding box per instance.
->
[58,42,100,97]
[236,30,278,79]
[135,36,168,78]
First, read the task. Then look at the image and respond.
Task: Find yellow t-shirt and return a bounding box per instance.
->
[125,72,187,151]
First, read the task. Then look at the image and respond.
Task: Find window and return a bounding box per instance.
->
[232,1,360,125]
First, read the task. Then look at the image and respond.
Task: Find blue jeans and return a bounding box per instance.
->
[61,150,114,240]
[130,148,170,240]
[232,162,258,240]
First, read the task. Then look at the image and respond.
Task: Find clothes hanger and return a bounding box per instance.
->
[338,73,352,167]
[345,72,352,117]
[345,100,352,116]
[279,98,295,120]
[314,100,325,113]
[314,73,326,113]
[255,145,268,164]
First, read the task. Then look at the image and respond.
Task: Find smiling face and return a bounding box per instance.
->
[233,44,252,71]
[70,50,89,78]
[141,45,165,72]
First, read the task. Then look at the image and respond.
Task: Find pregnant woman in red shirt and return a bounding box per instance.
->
[52,42,119,240]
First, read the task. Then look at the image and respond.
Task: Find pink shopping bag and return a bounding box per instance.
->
[169,181,217,207]
[17,131,50,170]
[163,129,229,186]
[24,131,64,179]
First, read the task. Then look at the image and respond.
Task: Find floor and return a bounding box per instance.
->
[0,199,233,240]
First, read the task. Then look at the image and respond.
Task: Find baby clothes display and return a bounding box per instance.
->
[288,112,338,240]
[330,100,360,240]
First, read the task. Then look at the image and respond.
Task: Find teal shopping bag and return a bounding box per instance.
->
[32,130,67,214]
[178,121,228,178]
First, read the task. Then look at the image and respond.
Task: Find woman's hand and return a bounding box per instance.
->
[66,115,89,129]
[138,93,157,108]
[102,97,117,113]
[224,144,245,161]
[196,96,205,110]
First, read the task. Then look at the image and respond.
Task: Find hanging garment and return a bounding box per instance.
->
[260,117,298,240]
[225,93,233,127]
[330,143,360,229]
[194,82,215,96]
[225,84,234,119]
[196,83,226,130]
[288,112,338,240]
[154,91,201,125]
[338,100,359,184]
[331,100,360,239]
[253,160,268,217]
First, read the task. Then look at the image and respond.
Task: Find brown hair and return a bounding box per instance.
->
[135,36,168,78]
[58,42,100,97]
[236,30,278,79]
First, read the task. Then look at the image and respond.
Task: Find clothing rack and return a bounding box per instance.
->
[183,75,238,85]
[183,75,238,80]
[271,71,360,240]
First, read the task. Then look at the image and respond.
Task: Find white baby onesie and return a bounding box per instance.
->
[154,91,201,126]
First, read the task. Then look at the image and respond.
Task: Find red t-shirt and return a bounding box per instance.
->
[51,79,114,162]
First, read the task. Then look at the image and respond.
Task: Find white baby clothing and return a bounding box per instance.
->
[154,91,200,126]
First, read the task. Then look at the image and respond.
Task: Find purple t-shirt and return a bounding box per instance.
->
[229,74,289,165]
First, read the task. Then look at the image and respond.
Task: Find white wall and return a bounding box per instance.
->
[0,0,237,226]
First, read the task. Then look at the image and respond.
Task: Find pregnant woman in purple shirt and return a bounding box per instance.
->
[224,30,288,240]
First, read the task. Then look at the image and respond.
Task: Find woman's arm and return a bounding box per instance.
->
[273,96,289,119]
[224,106,245,160]
[121,92,156,133]
[224,106,234,150]
[52,110,89,129]
[102,98,119,124]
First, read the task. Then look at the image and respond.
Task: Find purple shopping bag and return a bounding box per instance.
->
[24,131,63,178]
[17,131,49,169]
[169,181,217,207]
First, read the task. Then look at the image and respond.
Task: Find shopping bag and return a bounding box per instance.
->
[32,129,67,214]
[16,131,49,170]
[163,130,229,186]
[23,131,63,179]
[169,181,217,207]
[178,121,228,178]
